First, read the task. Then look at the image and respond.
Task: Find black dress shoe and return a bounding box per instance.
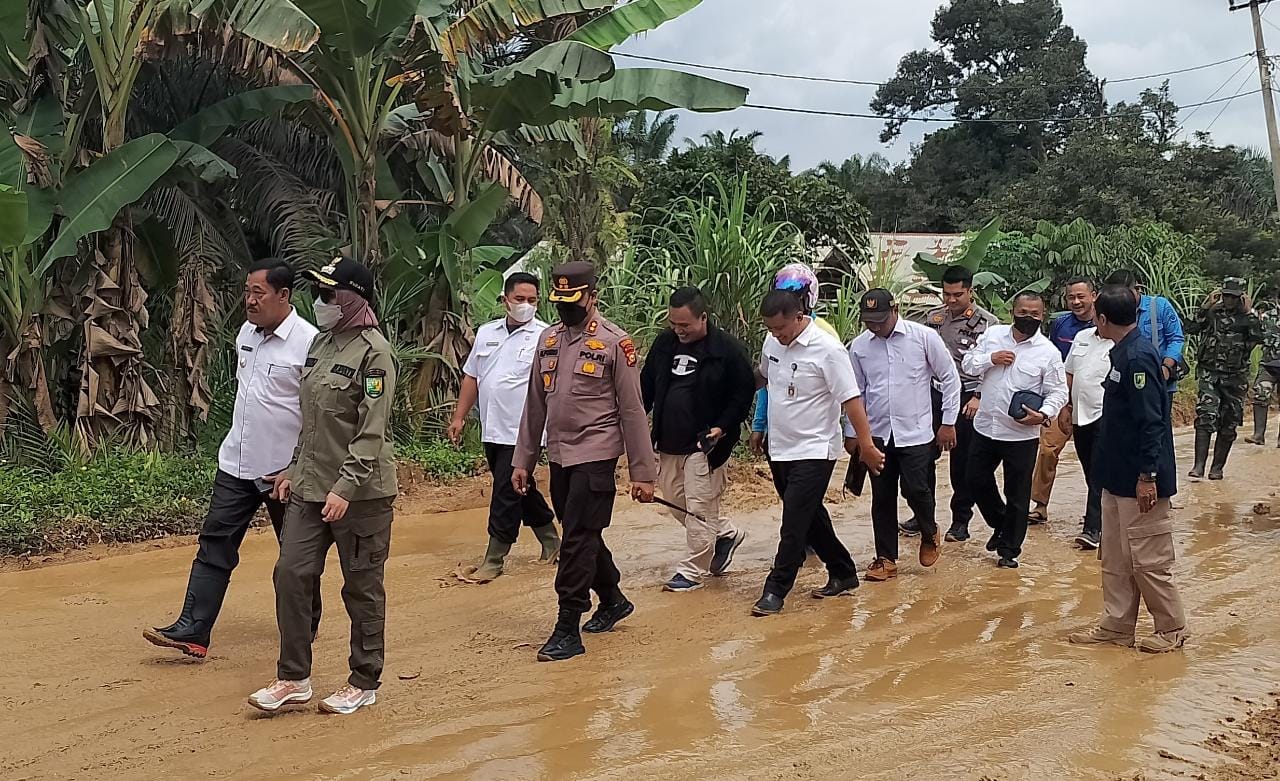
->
[811,575,859,599]
[986,532,1002,552]
[536,630,585,662]
[997,557,1019,569]
[582,598,634,633]
[751,592,785,616]
[899,517,921,536]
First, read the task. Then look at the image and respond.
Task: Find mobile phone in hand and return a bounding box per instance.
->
[254,477,274,495]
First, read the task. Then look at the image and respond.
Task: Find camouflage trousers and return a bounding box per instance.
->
[1252,373,1276,407]
[1196,370,1249,434]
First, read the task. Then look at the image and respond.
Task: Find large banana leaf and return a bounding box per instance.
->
[0,131,21,186]
[482,67,748,132]
[567,0,700,51]
[39,134,181,272]
[440,0,613,63]
[293,0,415,56]
[194,0,321,52]
[445,181,508,247]
[167,141,238,184]
[171,85,316,146]
[0,188,27,249]
[481,40,614,90]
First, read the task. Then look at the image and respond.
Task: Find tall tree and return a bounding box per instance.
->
[613,109,677,164]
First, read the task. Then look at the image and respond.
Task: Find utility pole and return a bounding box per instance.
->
[1231,0,1280,216]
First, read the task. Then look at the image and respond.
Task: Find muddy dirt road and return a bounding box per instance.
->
[3,434,1279,781]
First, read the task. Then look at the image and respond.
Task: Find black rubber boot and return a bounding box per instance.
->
[531,523,561,564]
[1208,432,1236,480]
[537,609,585,662]
[143,562,229,658]
[1244,404,1268,445]
[1188,430,1212,479]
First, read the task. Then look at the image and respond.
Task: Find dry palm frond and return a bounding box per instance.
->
[400,128,542,222]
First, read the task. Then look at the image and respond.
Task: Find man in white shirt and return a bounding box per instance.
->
[844,289,961,582]
[1058,325,1113,551]
[449,272,559,583]
[962,292,1068,568]
[144,259,319,659]
[751,290,885,617]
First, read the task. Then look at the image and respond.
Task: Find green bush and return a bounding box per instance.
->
[396,437,485,480]
[0,450,215,556]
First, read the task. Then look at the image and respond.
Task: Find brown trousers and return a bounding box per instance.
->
[1031,422,1072,507]
[658,451,734,581]
[275,496,394,690]
[1099,491,1186,635]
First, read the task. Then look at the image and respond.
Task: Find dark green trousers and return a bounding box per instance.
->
[274,496,394,690]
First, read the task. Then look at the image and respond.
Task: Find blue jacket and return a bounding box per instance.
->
[1096,329,1177,499]
[1135,294,1185,366]
[1049,313,1093,359]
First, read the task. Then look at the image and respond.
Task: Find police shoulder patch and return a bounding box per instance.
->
[1133,371,1147,389]
[620,337,637,367]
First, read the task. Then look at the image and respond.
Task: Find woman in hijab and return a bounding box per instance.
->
[248,256,399,716]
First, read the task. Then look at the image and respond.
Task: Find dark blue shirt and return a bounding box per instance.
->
[1096,329,1177,498]
[1049,312,1093,359]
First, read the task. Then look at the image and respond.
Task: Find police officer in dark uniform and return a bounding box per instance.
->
[910,265,998,542]
[1070,284,1187,653]
[512,261,657,662]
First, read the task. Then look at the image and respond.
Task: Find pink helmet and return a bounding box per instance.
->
[774,262,819,311]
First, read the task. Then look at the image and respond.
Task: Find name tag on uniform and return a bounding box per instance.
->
[1108,368,1121,383]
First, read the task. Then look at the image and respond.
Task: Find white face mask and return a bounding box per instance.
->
[314,300,342,331]
[507,301,537,324]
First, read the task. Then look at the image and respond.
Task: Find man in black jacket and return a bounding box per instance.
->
[641,287,755,591]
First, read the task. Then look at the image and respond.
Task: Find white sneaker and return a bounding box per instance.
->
[248,679,313,712]
[319,684,377,714]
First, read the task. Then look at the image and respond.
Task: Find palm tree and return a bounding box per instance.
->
[808,153,892,193]
[613,110,677,164]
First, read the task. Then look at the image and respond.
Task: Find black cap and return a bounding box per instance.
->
[859,288,895,324]
[307,256,375,301]
[1222,276,1247,297]
[548,261,597,304]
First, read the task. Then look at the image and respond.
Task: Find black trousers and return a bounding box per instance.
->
[1073,421,1103,536]
[968,432,1039,560]
[765,459,857,598]
[930,389,979,528]
[549,459,622,616]
[484,443,555,544]
[870,437,936,561]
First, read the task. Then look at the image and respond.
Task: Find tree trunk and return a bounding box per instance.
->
[357,156,381,267]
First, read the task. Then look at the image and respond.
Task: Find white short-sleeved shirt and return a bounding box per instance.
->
[1064,326,1114,426]
[462,317,548,445]
[218,309,318,480]
[760,319,861,462]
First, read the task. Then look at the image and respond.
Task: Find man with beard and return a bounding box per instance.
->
[512,261,657,662]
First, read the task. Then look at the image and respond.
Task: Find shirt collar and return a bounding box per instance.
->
[794,318,820,347]
[256,308,300,340]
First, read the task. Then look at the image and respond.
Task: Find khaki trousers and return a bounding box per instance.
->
[1099,491,1186,634]
[658,452,733,582]
[275,497,394,691]
[1031,422,1072,507]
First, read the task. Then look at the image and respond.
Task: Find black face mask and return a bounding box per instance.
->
[557,302,588,327]
[1013,315,1042,337]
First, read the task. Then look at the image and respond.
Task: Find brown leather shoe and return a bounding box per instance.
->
[919,531,941,568]
[864,557,898,582]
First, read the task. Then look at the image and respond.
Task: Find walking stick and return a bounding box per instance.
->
[649,495,711,525]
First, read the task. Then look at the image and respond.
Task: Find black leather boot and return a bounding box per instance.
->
[143,562,229,658]
[1188,430,1211,479]
[537,609,585,662]
[1208,432,1236,480]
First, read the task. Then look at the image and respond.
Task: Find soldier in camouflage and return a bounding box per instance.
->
[1244,302,1280,447]
[1185,277,1265,480]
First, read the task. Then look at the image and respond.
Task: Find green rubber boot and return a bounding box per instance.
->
[532,523,561,565]
[459,538,511,583]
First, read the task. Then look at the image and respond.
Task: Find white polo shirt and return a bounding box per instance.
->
[462,317,548,446]
[760,319,861,462]
[962,324,1069,443]
[1064,326,1114,426]
[218,309,318,480]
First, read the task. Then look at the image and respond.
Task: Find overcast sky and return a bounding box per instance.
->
[622,0,1275,170]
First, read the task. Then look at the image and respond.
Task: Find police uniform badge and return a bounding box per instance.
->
[620,337,637,367]
[585,338,606,351]
[545,335,558,348]
[365,368,386,398]
[1133,371,1146,390]
[587,320,598,335]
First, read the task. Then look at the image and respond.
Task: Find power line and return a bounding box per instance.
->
[1204,63,1260,132]
[613,50,1255,90]
[739,90,1263,124]
[1172,52,1258,138]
